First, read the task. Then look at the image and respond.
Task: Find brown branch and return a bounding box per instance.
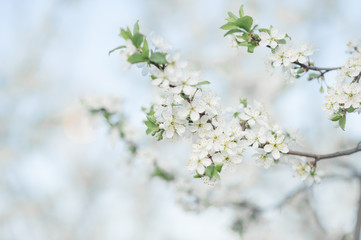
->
[294,61,341,72]
[355,177,361,240]
[287,142,361,162]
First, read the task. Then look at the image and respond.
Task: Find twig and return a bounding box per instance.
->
[354,177,361,240]
[287,142,361,163]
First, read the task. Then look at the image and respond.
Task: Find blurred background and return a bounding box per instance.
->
[1,0,361,239]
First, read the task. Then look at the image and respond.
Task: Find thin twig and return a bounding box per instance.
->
[287,142,361,162]
[354,177,361,240]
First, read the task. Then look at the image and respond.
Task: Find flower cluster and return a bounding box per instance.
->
[323,42,361,129]
[292,158,321,186]
[114,22,322,185]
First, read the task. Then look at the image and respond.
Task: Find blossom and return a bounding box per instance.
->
[269,46,297,67]
[159,114,187,139]
[190,115,213,138]
[172,71,200,95]
[187,154,212,174]
[295,44,314,63]
[253,150,274,168]
[178,98,206,122]
[120,40,137,69]
[245,128,267,148]
[166,52,188,74]
[263,135,289,159]
[292,159,321,185]
[259,28,285,49]
[150,32,173,52]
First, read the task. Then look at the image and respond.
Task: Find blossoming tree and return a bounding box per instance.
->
[86,5,361,239]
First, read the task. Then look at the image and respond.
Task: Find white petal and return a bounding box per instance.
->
[272,149,280,159]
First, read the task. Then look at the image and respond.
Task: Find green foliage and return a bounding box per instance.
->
[143,106,164,140]
[339,115,346,131]
[197,81,211,86]
[240,98,248,107]
[150,52,168,65]
[232,219,244,237]
[152,164,174,181]
[132,33,144,48]
[128,52,148,64]
[307,73,320,81]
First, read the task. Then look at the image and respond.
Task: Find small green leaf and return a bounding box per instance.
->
[193,173,202,178]
[239,5,244,17]
[227,12,238,21]
[220,22,239,30]
[330,113,341,121]
[339,115,346,130]
[152,164,174,181]
[150,52,167,65]
[347,106,355,113]
[142,39,149,57]
[128,52,148,64]
[205,164,215,179]
[235,16,253,32]
[224,29,244,37]
[132,33,143,48]
[247,45,256,53]
[215,163,224,172]
[197,81,211,86]
[133,20,140,34]
[277,39,286,44]
[120,28,132,40]
[108,45,125,55]
[240,98,248,107]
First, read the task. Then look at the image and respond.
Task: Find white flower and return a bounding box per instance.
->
[187,154,212,174]
[343,55,361,77]
[172,71,200,95]
[151,68,173,88]
[259,28,285,49]
[212,151,242,165]
[202,91,221,116]
[178,99,206,122]
[192,138,214,158]
[245,128,267,148]
[263,135,289,159]
[254,150,274,168]
[150,33,173,52]
[270,46,297,67]
[292,158,321,185]
[159,114,187,139]
[295,44,314,63]
[190,115,213,138]
[166,52,188,74]
[120,40,137,69]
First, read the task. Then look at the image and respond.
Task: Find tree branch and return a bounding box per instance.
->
[294,61,341,73]
[354,177,361,240]
[287,142,361,162]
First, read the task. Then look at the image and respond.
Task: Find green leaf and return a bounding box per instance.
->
[132,33,144,48]
[347,106,355,113]
[258,28,270,33]
[307,73,320,81]
[213,171,220,180]
[142,39,149,57]
[224,29,244,37]
[239,5,244,17]
[277,39,286,44]
[150,52,167,65]
[205,164,215,179]
[227,12,238,21]
[240,98,248,107]
[120,28,132,40]
[128,52,148,64]
[247,45,256,53]
[339,115,346,131]
[108,45,125,55]
[220,22,239,30]
[152,164,174,181]
[330,113,341,121]
[234,16,253,32]
[133,20,140,34]
[197,81,211,86]
[193,173,203,178]
[215,163,224,172]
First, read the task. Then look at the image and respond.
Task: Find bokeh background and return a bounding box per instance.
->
[1,0,361,239]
